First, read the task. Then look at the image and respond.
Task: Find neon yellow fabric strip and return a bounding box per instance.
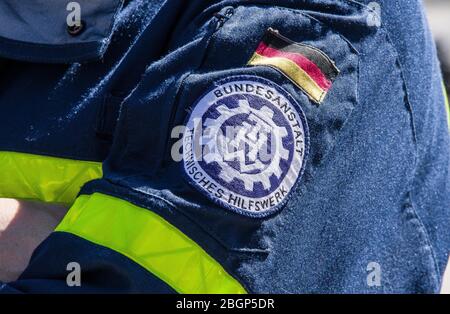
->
[56,193,247,294]
[0,151,102,204]
[443,82,450,131]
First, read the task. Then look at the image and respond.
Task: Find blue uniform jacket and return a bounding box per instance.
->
[0,0,449,293]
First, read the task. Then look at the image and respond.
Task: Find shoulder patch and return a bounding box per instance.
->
[182,75,309,218]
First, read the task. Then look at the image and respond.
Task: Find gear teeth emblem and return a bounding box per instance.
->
[201,98,290,192]
[182,76,308,218]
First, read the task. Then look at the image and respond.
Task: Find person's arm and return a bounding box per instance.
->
[3,1,363,293]
[2,0,449,294]
[0,199,67,282]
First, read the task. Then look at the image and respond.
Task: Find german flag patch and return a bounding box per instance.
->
[248,28,340,104]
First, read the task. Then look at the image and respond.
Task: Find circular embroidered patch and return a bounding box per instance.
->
[182,76,309,218]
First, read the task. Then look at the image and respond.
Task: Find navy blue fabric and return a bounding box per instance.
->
[0,0,184,161]
[0,0,123,63]
[92,0,450,293]
[361,0,450,282]
[4,232,176,294]
[0,0,449,293]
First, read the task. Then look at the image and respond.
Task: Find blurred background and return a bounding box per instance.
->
[424,0,450,94]
[423,0,450,294]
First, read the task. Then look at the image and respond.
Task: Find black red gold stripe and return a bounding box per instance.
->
[248,28,339,103]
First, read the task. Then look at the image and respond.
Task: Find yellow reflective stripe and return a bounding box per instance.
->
[443,82,450,131]
[0,151,102,204]
[56,193,247,294]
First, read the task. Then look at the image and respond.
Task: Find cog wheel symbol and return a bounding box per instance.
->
[202,98,289,191]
